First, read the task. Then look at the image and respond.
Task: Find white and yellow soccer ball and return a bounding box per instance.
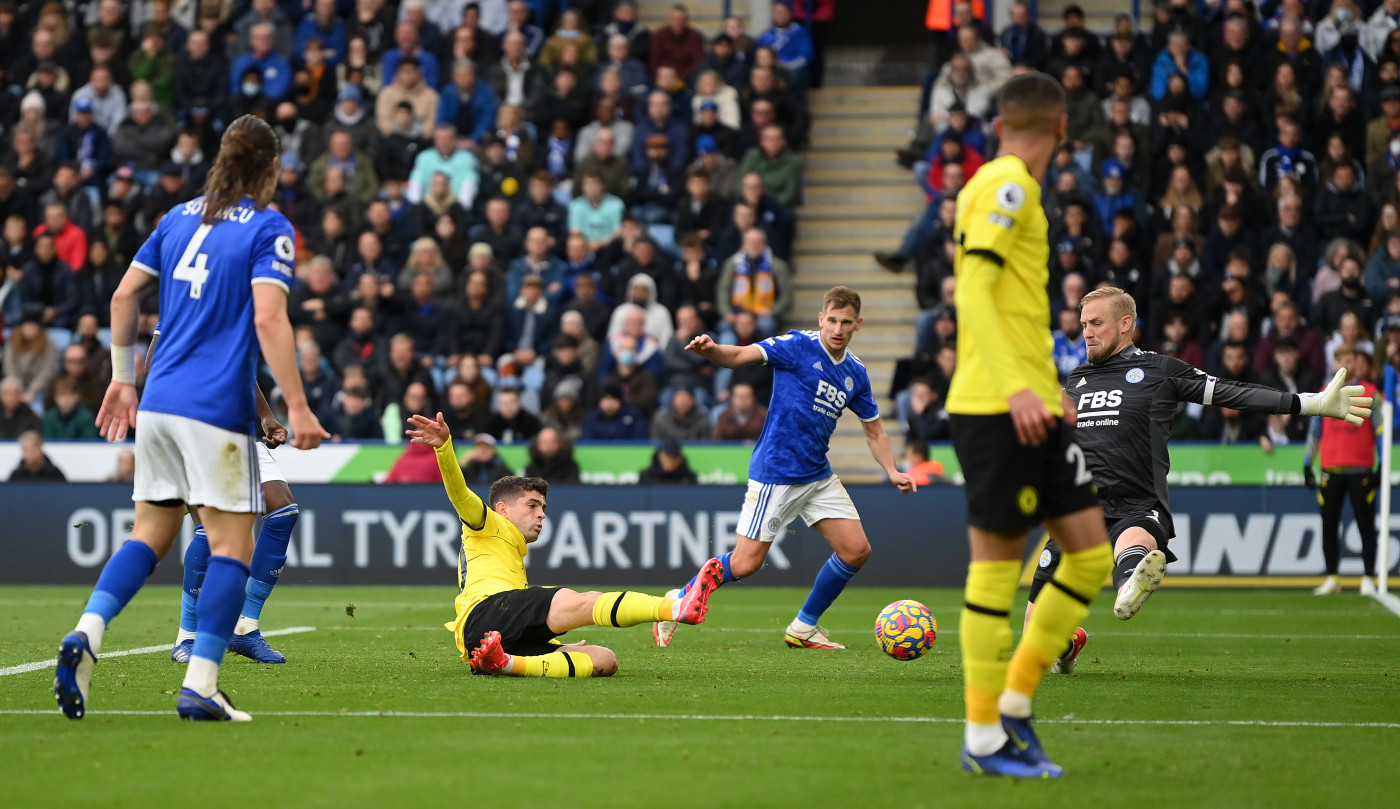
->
[875,600,937,660]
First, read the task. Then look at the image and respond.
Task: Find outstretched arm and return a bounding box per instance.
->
[685,333,766,368]
[407,412,487,529]
[863,417,916,494]
[1171,366,1372,426]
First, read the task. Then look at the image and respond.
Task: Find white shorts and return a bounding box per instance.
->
[736,475,860,543]
[132,411,265,514]
[256,441,286,484]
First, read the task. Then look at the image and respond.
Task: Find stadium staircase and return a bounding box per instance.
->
[1035,0,1128,34]
[637,0,748,30]
[635,0,925,481]
[800,86,925,483]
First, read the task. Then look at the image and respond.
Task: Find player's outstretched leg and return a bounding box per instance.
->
[172,525,211,663]
[55,540,160,719]
[590,568,722,630]
[655,554,736,647]
[1049,628,1088,675]
[1112,548,1166,620]
[228,501,298,663]
[470,632,616,678]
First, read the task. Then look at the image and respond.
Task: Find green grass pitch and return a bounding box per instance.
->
[2,584,1398,808]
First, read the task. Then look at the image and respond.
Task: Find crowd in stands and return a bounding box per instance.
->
[886,0,1400,451]
[0,0,825,478]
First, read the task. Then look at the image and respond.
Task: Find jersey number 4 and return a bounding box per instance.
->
[172,223,214,299]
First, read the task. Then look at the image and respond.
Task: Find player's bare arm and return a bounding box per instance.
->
[256,385,287,448]
[861,417,916,493]
[253,283,329,450]
[685,333,766,368]
[96,265,156,442]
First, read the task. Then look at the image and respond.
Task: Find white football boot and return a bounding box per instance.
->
[1113,550,1167,620]
[652,589,681,647]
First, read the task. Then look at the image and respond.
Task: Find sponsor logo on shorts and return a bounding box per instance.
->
[1017,486,1039,516]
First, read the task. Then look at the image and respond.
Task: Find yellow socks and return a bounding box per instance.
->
[591,591,673,627]
[1006,543,1112,701]
[960,559,1021,725]
[507,650,596,678]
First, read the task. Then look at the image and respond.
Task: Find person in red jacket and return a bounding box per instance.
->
[1306,344,1382,596]
[649,4,705,79]
[926,134,984,199]
[32,203,88,272]
[386,441,446,483]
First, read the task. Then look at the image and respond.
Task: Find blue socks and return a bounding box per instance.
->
[796,553,861,627]
[179,526,211,633]
[180,505,297,631]
[243,504,297,621]
[84,540,159,622]
[682,552,737,595]
[190,556,251,664]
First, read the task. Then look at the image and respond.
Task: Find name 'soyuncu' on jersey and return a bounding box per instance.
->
[136,195,297,435]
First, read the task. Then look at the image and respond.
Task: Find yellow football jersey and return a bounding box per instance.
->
[946,154,1063,416]
[430,439,532,657]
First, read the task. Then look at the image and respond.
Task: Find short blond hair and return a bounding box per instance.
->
[823,286,862,316]
[1080,286,1137,321]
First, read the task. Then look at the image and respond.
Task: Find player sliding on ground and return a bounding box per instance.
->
[946,73,1114,778]
[406,412,722,678]
[1029,289,1374,673]
[146,326,301,665]
[54,115,327,722]
[656,286,916,650]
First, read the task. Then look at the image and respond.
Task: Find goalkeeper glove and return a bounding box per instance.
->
[1303,463,1317,490]
[1298,369,1373,426]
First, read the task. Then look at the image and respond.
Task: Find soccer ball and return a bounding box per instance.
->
[875,600,937,660]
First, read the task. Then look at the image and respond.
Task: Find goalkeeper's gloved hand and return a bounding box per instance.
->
[1299,369,1373,426]
[1303,463,1317,490]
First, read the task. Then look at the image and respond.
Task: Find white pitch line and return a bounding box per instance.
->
[0,627,317,677]
[1370,590,1400,620]
[0,708,1394,730]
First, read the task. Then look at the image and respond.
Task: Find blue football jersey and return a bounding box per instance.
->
[747,330,880,485]
[134,196,295,434]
